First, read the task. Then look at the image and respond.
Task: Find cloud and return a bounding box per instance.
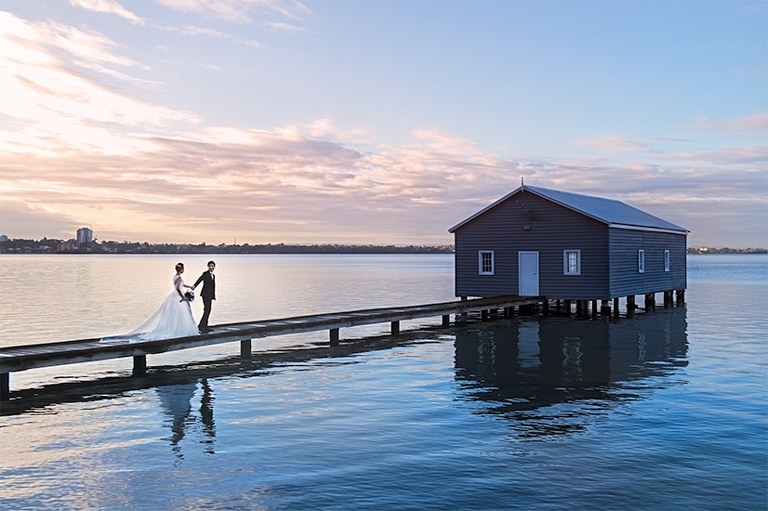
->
[165,24,260,47]
[684,112,768,132]
[0,12,199,155]
[572,136,652,154]
[156,0,311,24]
[266,21,307,33]
[69,0,145,25]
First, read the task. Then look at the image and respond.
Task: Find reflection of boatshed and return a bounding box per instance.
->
[449,185,688,311]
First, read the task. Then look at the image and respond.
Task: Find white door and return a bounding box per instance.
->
[518,251,539,296]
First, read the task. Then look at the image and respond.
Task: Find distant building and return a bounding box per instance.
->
[76,227,94,249]
[59,239,77,252]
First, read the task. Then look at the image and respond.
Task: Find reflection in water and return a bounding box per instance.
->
[155,378,216,458]
[454,308,688,438]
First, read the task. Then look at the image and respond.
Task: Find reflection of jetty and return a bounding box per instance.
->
[2,295,543,400]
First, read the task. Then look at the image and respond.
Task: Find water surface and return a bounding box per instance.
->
[1,254,766,510]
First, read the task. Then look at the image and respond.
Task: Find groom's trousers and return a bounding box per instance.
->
[199,296,213,329]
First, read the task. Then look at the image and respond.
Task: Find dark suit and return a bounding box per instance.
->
[194,271,216,330]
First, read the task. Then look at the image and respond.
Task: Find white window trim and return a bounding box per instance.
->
[478,250,495,275]
[638,249,645,273]
[563,249,581,275]
[664,250,670,272]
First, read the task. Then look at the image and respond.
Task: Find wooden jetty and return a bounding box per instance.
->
[1,295,543,400]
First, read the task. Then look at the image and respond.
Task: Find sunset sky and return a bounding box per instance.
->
[1,0,766,248]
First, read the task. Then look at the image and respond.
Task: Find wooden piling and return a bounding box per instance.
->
[600,299,611,317]
[644,293,656,312]
[240,339,252,358]
[1,373,8,401]
[391,321,400,335]
[330,328,340,346]
[132,355,147,377]
[627,295,636,317]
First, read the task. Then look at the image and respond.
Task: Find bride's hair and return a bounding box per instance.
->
[175,263,184,271]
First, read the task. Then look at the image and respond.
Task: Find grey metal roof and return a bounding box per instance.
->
[449,185,689,234]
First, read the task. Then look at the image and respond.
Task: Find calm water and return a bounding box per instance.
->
[1,254,766,510]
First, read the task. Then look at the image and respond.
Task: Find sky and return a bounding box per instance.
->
[0,0,766,248]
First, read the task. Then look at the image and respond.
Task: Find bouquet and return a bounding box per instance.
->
[184,291,195,301]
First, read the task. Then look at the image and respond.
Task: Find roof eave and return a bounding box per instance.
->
[609,223,690,235]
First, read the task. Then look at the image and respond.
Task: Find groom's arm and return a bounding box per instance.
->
[193,273,205,288]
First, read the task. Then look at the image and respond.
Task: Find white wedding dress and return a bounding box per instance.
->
[101,274,199,343]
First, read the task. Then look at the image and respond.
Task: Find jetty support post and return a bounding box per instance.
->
[613,297,620,318]
[644,293,656,312]
[391,321,400,335]
[663,291,674,308]
[133,355,147,377]
[627,295,636,317]
[1,372,9,401]
[330,328,340,347]
[240,339,252,358]
[600,299,611,317]
[442,314,450,327]
[676,289,685,305]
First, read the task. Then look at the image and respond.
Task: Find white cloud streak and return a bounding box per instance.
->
[156,0,311,23]
[69,0,145,25]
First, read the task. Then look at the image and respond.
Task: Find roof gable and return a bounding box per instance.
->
[449,185,688,234]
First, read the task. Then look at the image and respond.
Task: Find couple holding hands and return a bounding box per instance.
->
[101,261,217,343]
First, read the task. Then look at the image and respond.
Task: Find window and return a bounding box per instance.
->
[563,250,581,275]
[664,250,670,272]
[638,249,645,273]
[478,251,494,275]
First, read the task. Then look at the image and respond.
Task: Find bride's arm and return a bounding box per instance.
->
[175,275,187,300]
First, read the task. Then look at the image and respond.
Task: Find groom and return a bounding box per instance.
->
[194,260,216,333]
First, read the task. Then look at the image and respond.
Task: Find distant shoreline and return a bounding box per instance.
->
[0,238,764,255]
[0,240,455,255]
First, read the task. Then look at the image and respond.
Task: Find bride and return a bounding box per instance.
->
[101,262,200,343]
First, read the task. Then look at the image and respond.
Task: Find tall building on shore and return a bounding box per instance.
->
[76,227,94,249]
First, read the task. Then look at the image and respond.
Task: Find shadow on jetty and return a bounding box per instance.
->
[454,307,689,438]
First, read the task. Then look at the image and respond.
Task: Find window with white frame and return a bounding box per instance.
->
[664,250,670,272]
[638,249,645,273]
[478,250,495,275]
[563,250,581,275]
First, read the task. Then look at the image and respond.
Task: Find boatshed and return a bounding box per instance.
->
[449,185,689,306]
